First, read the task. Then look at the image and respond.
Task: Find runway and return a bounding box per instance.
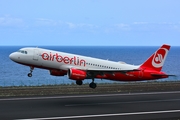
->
[1,91,180,120]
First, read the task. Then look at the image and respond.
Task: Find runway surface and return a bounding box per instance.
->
[1,91,180,120]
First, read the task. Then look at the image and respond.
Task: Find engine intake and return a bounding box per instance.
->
[67,68,86,80]
[50,70,67,76]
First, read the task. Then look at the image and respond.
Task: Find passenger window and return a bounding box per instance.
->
[25,51,27,54]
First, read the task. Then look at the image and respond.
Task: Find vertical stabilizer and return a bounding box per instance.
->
[140,44,170,71]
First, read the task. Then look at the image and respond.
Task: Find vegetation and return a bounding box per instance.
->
[0,81,180,97]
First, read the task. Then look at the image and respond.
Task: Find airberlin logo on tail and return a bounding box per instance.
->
[152,48,168,68]
[41,52,86,66]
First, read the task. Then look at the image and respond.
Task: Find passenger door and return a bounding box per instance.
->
[33,49,39,61]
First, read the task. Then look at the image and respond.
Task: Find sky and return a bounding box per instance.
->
[0,0,180,46]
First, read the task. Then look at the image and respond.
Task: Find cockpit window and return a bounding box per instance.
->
[17,50,28,54]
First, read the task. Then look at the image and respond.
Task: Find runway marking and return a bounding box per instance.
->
[1,91,180,101]
[65,98,180,107]
[17,109,180,120]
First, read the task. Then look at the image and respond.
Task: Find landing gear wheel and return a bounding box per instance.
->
[89,82,97,89]
[27,66,34,77]
[76,80,83,85]
[28,73,32,77]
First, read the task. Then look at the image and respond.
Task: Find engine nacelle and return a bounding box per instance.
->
[50,70,67,76]
[67,68,86,80]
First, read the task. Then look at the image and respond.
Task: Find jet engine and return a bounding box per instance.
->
[67,68,86,80]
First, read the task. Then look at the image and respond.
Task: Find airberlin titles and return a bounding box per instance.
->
[42,52,86,66]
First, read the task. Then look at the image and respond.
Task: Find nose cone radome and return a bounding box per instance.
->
[9,52,17,61]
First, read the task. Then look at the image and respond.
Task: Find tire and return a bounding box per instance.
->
[89,82,96,89]
[28,73,32,77]
[76,80,83,85]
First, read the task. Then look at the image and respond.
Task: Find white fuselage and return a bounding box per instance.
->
[9,47,139,71]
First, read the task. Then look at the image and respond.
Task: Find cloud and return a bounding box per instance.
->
[111,22,180,33]
[66,22,97,29]
[35,18,98,30]
[0,15,24,27]
[114,23,131,31]
[35,18,59,26]
[66,22,76,29]
[133,22,148,25]
[158,22,173,25]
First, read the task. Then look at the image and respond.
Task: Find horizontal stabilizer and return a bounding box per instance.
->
[151,73,176,77]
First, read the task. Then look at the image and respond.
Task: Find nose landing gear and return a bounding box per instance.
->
[28,66,34,77]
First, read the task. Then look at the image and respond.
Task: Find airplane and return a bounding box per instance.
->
[9,44,172,89]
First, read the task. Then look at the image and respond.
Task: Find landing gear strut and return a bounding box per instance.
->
[89,78,97,89]
[27,66,34,77]
[76,80,83,85]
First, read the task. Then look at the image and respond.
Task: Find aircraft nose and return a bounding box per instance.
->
[9,52,17,61]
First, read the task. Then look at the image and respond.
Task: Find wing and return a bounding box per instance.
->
[60,65,140,78]
[86,68,140,73]
[61,65,139,72]
[85,68,140,78]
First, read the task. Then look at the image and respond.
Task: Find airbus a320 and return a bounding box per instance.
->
[9,44,172,89]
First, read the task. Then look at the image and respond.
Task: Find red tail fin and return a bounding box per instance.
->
[140,44,170,71]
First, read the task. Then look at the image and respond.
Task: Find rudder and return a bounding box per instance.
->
[140,44,170,71]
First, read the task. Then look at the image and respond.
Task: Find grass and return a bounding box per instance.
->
[0,81,180,97]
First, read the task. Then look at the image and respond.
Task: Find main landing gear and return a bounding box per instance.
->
[76,78,97,89]
[76,80,83,85]
[27,66,34,77]
[89,78,97,89]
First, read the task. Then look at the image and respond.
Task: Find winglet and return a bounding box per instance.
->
[140,44,170,71]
